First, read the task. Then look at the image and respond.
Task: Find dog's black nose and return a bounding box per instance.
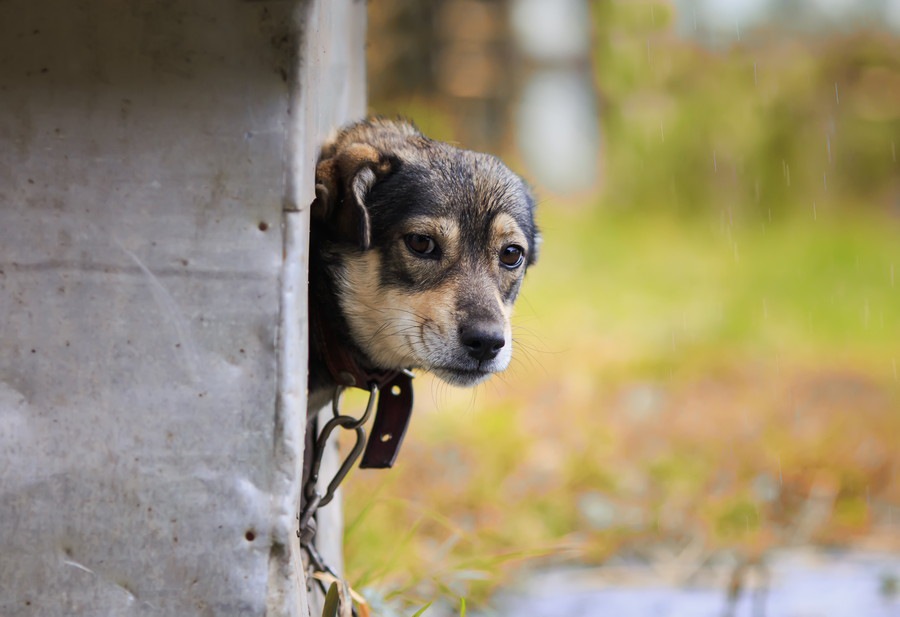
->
[460,323,505,362]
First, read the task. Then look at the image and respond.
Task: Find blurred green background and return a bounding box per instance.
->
[342,0,900,612]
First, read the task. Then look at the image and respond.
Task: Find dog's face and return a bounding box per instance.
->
[313,119,538,387]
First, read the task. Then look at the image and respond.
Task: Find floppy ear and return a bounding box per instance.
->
[312,143,395,250]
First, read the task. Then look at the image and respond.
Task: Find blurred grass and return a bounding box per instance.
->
[353,2,900,612]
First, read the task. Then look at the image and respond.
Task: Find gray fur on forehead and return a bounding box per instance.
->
[390,152,534,232]
[326,117,538,248]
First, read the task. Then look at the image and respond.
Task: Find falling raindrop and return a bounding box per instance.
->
[826,135,832,164]
[659,121,665,143]
[834,82,840,104]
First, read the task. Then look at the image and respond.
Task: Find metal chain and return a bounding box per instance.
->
[298,383,379,615]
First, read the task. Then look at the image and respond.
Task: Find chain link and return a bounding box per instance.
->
[298,384,379,615]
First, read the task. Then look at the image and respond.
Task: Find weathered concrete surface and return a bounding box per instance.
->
[0,0,365,615]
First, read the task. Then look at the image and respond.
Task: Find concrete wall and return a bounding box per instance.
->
[0,1,365,615]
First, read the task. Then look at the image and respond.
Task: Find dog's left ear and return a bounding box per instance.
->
[524,190,540,266]
[312,143,395,250]
[528,230,541,266]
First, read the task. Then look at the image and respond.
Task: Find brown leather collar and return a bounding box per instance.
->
[311,306,414,469]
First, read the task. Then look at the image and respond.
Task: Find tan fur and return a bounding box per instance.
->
[491,213,529,248]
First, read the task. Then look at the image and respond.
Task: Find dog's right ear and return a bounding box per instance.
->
[312,143,395,250]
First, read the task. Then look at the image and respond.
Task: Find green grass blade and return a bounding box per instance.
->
[410,602,433,617]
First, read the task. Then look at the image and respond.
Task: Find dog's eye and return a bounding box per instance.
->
[404,233,439,258]
[500,244,525,269]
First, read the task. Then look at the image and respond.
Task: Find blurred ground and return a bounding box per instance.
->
[490,549,900,617]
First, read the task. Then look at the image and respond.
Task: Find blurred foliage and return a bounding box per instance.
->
[350,1,900,613]
[590,2,900,219]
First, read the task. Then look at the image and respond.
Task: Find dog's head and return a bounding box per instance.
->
[312,118,538,387]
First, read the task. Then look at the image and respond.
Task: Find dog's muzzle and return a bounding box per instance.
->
[427,317,511,387]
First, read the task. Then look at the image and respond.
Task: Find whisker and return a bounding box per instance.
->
[347,298,433,325]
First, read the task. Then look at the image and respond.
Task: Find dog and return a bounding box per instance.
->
[307,118,539,406]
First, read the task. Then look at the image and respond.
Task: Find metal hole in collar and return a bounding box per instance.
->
[390,385,401,396]
[380,433,393,442]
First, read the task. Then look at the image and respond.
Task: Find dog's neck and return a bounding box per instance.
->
[308,234,353,394]
[307,230,392,406]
